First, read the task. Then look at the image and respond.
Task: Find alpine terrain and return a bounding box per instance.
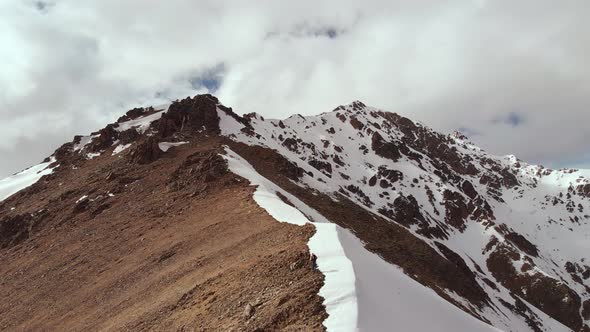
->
[1,94,589,331]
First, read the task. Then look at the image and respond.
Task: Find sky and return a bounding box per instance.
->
[1,0,589,178]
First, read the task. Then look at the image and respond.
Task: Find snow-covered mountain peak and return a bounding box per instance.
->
[216,98,590,331]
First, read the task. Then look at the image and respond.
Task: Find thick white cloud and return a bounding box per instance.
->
[1,0,589,177]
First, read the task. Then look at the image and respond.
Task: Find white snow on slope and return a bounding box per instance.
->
[336,226,500,332]
[223,147,501,332]
[217,105,580,331]
[73,135,97,151]
[112,143,132,155]
[222,148,358,332]
[0,158,56,202]
[116,109,167,134]
[158,141,188,152]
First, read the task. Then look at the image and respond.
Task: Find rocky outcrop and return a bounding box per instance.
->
[349,116,364,130]
[168,150,228,192]
[118,128,140,145]
[128,137,162,164]
[89,125,119,152]
[308,158,332,176]
[583,300,590,320]
[116,107,152,123]
[0,214,33,248]
[443,190,470,231]
[577,184,590,198]
[377,111,478,176]
[156,94,221,138]
[388,195,428,228]
[371,132,401,162]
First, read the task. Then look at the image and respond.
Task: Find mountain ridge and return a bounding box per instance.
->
[1,94,588,331]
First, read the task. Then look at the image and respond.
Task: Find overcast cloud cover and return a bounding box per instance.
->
[1,0,589,177]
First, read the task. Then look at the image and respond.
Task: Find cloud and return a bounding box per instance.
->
[319,28,339,39]
[31,1,55,13]
[456,127,481,138]
[267,22,344,40]
[493,112,525,127]
[1,0,590,177]
[189,63,226,93]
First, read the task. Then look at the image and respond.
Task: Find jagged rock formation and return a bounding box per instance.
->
[1,94,589,331]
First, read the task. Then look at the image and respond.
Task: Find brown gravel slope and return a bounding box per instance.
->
[0,136,326,331]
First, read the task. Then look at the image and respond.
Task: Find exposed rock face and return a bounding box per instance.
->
[308,158,332,176]
[168,149,228,192]
[583,300,590,320]
[157,115,178,138]
[461,180,478,199]
[487,244,582,331]
[381,166,403,180]
[390,194,428,228]
[89,125,119,152]
[0,213,33,248]
[157,94,221,137]
[118,128,140,144]
[376,111,478,176]
[578,184,590,198]
[502,230,539,257]
[129,137,162,164]
[349,116,364,130]
[371,132,401,162]
[116,106,150,123]
[443,190,470,231]
[52,141,76,163]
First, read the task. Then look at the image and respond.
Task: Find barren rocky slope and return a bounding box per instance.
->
[0,109,326,331]
[1,94,589,331]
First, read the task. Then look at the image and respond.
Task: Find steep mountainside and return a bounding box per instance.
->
[1,94,589,331]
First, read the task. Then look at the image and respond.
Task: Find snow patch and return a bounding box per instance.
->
[112,143,132,156]
[73,135,97,151]
[85,152,101,160]
[0,158,56,202]
[116,110,166,134]
[217,107,245,136]
[158,141,188,152]
[336,227,500,332]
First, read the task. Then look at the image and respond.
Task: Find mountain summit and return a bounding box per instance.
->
[1,94,589,331]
